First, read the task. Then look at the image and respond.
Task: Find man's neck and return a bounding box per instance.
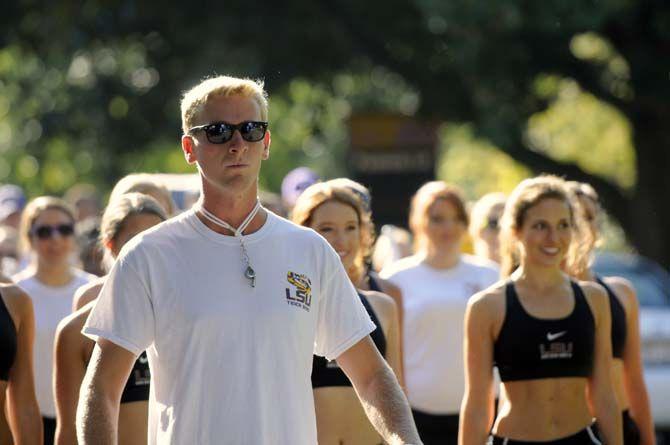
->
[198,182,267,235]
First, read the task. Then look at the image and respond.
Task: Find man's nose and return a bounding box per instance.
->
[227,130,247,152]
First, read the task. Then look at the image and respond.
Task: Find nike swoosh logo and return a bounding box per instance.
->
[547,331,567,341]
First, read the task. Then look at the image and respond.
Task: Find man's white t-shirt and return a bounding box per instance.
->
[380,254,499,414]
[13,268,96,417]
[84,210,375,444]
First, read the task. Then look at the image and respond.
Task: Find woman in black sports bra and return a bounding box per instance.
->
[566,182,654,445]
[460,175,622,445]
[53,193,166,445]
[327,178,406,381]
[0,282,42,443]
[292,180,402,445]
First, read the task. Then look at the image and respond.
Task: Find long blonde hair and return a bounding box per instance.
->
[291,181,374,285]
[499,175,588,277]
[564,181,602,278]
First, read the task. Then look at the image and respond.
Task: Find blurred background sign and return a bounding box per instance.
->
[348,113,439,227]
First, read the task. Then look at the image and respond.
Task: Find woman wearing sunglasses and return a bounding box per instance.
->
[54,193,167,445]
[12,196,96,445]
[0,278,43,443]
[566,182,654,445]
[469,192,507,264]
[292,181,402,445]
[460,176,621,444]
[380,181,499,445]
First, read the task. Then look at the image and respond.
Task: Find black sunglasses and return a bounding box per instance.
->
[31,224,75,239]
[189,121,268,144]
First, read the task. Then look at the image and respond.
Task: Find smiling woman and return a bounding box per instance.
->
[292,180,402,445]
[459,175,623,445]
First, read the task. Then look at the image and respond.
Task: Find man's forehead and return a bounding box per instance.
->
[198,94,262,123]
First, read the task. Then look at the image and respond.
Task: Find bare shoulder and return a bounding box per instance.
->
[0,283,34,323]
[467,280,506,317]
[602,276,636,300]
[72,277,105,311]
[57,300,95,344]
[601,275,638,314]
[578,280,607,299]
[578,279,609,316]
[361,289,397,318]
[372,274,402,298]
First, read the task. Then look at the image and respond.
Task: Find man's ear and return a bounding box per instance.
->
[261,130,271,160]
[182,135,197,164]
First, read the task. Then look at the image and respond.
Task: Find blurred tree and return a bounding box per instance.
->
[0,0,668,265]
[314,0,670,266]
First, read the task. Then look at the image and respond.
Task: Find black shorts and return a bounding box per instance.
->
[411,409,459,445]
[42,417,56,445]
[622,410,641,445]
[490,424,602,444]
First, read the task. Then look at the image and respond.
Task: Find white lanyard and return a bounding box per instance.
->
[198,200,261,287]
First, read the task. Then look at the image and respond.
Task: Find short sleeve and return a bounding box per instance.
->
[313,247,375,361]
[83,249,155,356]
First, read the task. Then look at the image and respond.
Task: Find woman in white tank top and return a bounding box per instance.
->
[381,181,499,445]
[12,197,96,444]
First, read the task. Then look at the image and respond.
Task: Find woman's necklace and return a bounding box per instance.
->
[197,201,261,288]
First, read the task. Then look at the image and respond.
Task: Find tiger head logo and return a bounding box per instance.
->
[286,271,312,310]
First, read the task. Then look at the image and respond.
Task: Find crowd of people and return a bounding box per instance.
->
[0,74,656,445]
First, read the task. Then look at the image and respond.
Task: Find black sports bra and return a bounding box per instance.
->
[312,292,386,388]
[596,277,627,359]
[494,281,595,382]
[0,292,16,381]
[120,351,150,404]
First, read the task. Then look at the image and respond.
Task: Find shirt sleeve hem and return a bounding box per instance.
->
[82,327,143,356]
[323,319,377,361]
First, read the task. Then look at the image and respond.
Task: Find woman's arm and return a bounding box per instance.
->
[459,291,496,445]
[381,293,403,388]
[364,290,404,388]
[583,282,623,445]
[373,274,406,384]
[5,286,43,445]
[54,307,93,445]
[608,278,656,445]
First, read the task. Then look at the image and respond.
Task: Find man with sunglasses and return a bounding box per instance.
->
[78,75,421,445]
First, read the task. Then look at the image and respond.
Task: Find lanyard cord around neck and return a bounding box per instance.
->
[197,200,262,287]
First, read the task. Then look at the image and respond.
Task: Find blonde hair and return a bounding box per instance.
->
[565,181,602,278]
[99,193,167,269]
[180,75,269,134]
[499,175,587,277]
[292,181,374,285]
[468,192,507,238]
[18,196,75,255]
[409,181,468,252]
[108,173,175,216]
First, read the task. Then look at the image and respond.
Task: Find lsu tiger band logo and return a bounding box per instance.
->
[286,271,312,312]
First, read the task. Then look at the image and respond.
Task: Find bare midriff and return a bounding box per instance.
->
[493,377,593,441]
[313,387,382,445]
[118,401,149,445]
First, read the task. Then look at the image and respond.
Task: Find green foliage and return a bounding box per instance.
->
[526,79,636,189]
[437,124,531,198]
